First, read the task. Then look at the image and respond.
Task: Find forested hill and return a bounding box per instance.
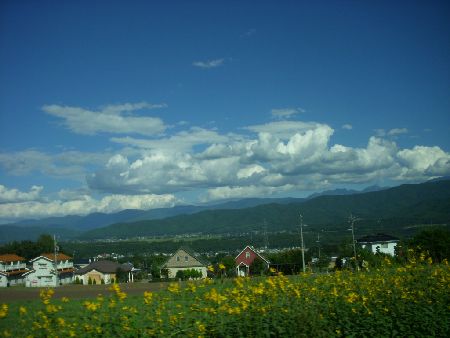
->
[79,180,450,240]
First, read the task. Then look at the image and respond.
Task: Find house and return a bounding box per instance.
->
[74,260,132,284]
[235,245,270,277]
[357,233,400,256]
[0,254,29,287]
[24,253,74,287]
[161,247,208,279]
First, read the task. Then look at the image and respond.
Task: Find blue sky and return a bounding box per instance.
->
[0,1,449,222]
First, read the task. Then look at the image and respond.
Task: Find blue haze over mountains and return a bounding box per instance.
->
[1,180,449,243]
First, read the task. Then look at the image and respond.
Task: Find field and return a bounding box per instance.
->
[1,254,449,337]
[0,282,167,302]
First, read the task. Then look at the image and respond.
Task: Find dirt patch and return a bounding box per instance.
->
[0,282,168,303]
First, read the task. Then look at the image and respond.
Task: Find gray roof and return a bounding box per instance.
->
[74,260,131,275]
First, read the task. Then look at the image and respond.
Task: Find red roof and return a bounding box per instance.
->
[235,245,270,267]
[6,268,30,276]
[0,254,25,263]
[41,253,72,261]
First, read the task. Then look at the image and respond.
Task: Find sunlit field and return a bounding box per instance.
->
[1,254,449,337]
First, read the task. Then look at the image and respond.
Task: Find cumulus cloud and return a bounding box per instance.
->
[0,193,177,221]
[43,102,167,136]
[86,119,450,202]
[192,58,225,69]
[271,107,305,119]
[0,185,43,203]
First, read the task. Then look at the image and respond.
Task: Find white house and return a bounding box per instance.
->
[24,253,74,287]
[161,247,208,279]
[0,254,29,287]
[357,234,400,256]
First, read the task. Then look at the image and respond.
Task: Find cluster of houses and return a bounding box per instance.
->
[0,233,399,287]
[0,253,136,288]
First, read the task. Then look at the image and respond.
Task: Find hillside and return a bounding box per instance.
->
[78,180,450,240]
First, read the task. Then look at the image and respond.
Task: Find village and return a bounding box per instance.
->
[0,233,399,288]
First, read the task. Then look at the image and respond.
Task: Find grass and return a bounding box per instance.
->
[1,253,449,337]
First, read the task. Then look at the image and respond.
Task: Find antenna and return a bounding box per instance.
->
[54,234,59,286]
[263,219,269,250]
[348,214,359,271]
[299,213,306,273]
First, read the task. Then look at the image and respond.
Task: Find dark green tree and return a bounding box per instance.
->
[408,227,450,262]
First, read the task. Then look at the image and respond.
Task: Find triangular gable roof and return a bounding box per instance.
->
[74,260,131,275]
[235,245,270,264]
[163,247,209,268]
[30,256,54,263]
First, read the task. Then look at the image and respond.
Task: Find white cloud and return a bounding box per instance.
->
[342,124,353,130]
[0,193,177,221]
[0,185,43,203]
[192,58,225,69]
[271,107,305,119]
[87,118,450,202]
[0,150,110,180]
[374,128,408,137]
[388,128,408,136]
[110,127,230,152]
[397,145,450,179]
[43,102,167,136]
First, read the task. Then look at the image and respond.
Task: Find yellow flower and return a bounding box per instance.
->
[196,321,206,333]
[144,291,153,305]
[167,282,180,294]
[218,263,226,270]
[61,296,69,303]
[345,292,358,303]
[0,304,8,318]
[19,306,27,316]
[207,265,214,272]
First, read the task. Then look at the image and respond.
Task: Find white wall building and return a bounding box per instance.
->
[357,233,400,256]
[0,254,29,287]
[24,253,74,287]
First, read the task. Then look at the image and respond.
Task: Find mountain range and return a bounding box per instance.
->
[1,180,449,243]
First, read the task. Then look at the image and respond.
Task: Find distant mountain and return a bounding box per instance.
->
[78,180,450,240]
[2,197,305,233]
[306,185,387,199]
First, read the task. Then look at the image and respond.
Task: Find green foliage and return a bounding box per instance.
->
[115,267,128,283]
[0,234,64,260]
[2,258,449,337]
[249,257,267,276]
[408,227,450,262]
[78,180,450,240]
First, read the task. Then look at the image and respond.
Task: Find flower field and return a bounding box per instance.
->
[1,256,449,337]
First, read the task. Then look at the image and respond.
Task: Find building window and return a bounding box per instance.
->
[185,256,189,262]
[176,256,180,262]
[381,243,389,248]
[245,251,250,259]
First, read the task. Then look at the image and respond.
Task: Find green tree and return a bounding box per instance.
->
[408,227,450,262]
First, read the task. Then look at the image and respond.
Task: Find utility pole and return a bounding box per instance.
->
[53,234,59,286]
[263,219,269,250]
[300,213,306,273]
[316,232,321,259]
[348,214,359,271]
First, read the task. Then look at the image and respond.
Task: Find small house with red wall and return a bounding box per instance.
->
[235,245,270,277]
